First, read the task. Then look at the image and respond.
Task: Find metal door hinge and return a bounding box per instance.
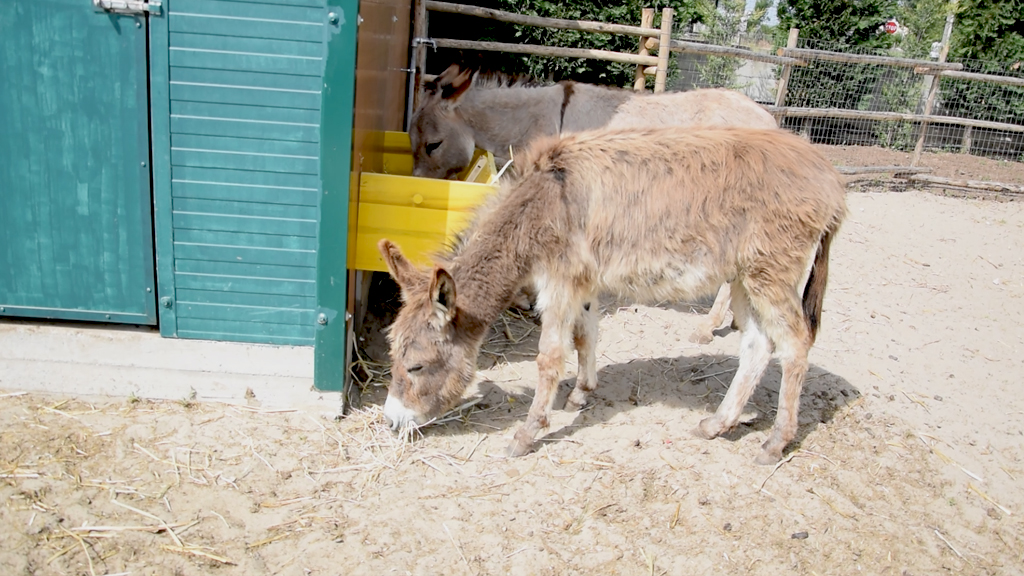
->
[93,0,162,15]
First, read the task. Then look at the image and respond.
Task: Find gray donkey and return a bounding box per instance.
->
[410,63,780,344]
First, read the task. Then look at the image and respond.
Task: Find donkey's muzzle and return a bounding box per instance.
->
[383,394,420,431]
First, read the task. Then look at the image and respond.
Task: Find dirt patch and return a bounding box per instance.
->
[4,176,1024,574]
[820,145,1024,185]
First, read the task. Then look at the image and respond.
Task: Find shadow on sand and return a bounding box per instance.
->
[357,283,859,458]
[465,352,859,457]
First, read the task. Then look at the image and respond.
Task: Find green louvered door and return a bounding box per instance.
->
[0,0,156,324]
[150,0,331,346]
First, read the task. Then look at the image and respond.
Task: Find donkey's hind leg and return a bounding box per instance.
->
[689,283,732,344]
[693,285,772,440]
[751,289,812,465]
[565,299,599,411]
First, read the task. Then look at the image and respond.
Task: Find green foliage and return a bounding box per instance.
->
[775,0,901,112]
[693,0,762,89]
[872,69,918,148]
[892,0,953,58]
[775,0,900,48]
[949,0,1024,62]
[942,1,1024,125]
[427,0,704,86]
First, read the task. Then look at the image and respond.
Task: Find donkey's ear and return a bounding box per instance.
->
[437,64,474,101]
[421,69,439,96]
[429,267,457,326]
[378,239,419,291]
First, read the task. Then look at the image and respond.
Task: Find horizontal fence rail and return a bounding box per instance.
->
[426,0,659,38]
[432,38,660,67]
[780,47,965,72]
[765,107,1024,134]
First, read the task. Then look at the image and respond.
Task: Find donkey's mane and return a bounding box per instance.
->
[470,70,550,90]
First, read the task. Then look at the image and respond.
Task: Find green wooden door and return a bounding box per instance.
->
[0,0,157,324]
[149,0,358,391]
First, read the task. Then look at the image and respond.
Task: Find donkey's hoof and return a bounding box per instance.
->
[506,435,534,458]
[688,329,714,345]
[755,448,783,466]
[757,435,787,465]
[564,390,588,412]
[692,417,724,440]
[564,398,584,412]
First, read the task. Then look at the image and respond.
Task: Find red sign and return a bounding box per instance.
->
[884,20,898,34]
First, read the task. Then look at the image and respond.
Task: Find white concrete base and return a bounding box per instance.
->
[0,319,341,414]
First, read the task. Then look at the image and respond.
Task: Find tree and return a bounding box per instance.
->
[694,0,775,89]
[775,0,899,48]
[890,0,953,58]
[942,1,1024,129]
[949,0,1024,63]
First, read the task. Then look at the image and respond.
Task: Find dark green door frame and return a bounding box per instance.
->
[316,0,359,394]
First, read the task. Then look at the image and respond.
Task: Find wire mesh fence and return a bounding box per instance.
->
[669,33,1024,163]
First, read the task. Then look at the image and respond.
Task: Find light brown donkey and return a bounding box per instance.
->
[379,127,847,465]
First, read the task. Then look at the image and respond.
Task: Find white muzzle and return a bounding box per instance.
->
[383,394,421,431]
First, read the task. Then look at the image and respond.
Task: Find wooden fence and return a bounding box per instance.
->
[411,2,1024,164]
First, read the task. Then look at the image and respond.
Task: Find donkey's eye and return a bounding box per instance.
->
[407,364,424,373]
[425,142,442,156]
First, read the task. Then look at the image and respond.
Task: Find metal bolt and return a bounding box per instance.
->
[317,313,328,325]
[141,161,147,167]
[346,312,353,322]
[328,11,339,24]
[160,297,173,309]
[136,21,141,28]
[105,314,111,319]
[0,307,5,312]
[146,287,152,292]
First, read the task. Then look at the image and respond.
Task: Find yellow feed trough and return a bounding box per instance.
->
[351,132,499,272]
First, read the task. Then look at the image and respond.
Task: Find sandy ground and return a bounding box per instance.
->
[2,149,1024,575]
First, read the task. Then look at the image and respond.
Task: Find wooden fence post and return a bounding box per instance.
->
[912,12,955,166]
[633,8,655,92]
[774,28,799,108]
[411,0,429,112]
[653,8,673,92]
[960,125,973,154]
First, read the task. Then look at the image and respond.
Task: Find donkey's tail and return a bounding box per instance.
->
[802,223,839,343]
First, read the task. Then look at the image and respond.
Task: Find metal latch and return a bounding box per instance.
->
[93,0,162,15]
[413,37,438,50]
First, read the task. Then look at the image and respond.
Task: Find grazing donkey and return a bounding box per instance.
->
[380,127,846,465]
[412,63,778,343]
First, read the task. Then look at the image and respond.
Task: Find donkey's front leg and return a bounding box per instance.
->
[508,305,574,457]
[565,299,599,411]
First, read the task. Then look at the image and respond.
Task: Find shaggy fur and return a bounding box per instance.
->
[411,63,779,342]
[381,126,847,465]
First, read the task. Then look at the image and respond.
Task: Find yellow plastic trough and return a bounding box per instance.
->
[351,131,499,272]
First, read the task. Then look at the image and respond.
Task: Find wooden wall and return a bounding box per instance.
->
[351,0,413,175]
